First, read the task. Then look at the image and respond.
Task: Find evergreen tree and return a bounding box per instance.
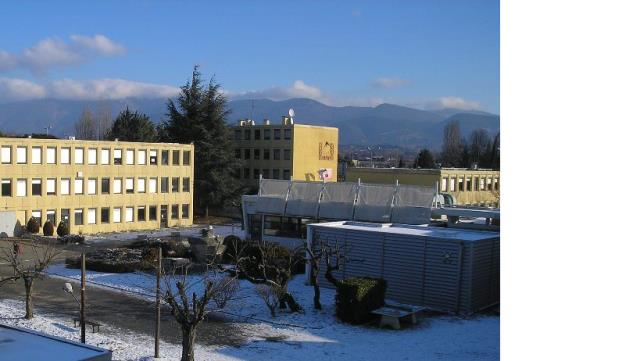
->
[162,66,243,215]
[107,108,157,142]
[488,132,500,170]
[413,149,436,168]
[397,156,405,168]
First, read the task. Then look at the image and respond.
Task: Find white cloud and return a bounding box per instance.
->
[0,77,47,102]
[422,96,482,110]
[0,34,125,75]
[372,77,411,89]
[229,80,332,104]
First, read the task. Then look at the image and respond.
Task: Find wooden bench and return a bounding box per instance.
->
[73,318,102,333]
[371,301,426,330]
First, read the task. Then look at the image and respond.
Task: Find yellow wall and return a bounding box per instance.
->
[0,137,194,234]
[292,124,339,182]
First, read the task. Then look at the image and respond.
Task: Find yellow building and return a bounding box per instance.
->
[232,116,339,183]
[0,137,194,235]
[346,167,500,206]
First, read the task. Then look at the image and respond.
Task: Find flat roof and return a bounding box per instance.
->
[308,221,499,241]
[0,136,192,148]
[347,167,499,174]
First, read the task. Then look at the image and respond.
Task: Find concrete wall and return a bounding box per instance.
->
[292,124,338,182]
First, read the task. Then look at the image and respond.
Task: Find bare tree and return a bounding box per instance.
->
[74,107,97,140]
[441,120,464,167]
[469,129,491,166]
[0,240,61,319]
[254,283,282,318]
[96,101,113,141]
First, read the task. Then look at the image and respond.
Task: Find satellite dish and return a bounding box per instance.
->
[288,108,295,118]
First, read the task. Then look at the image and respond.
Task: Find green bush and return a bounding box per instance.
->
[335,277,387,324]
[26,217,40,234]
[43,221,55,236]
[57,221,69,237]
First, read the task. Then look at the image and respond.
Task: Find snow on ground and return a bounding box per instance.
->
[42,263,500,361]
[84,224,243,245]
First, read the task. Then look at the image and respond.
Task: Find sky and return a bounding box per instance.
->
[0,1,499,113]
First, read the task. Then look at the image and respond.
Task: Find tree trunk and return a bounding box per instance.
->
[310,265,321,310]
[24,277,34,319]
[279,293,302,313]
[181,325,197,361]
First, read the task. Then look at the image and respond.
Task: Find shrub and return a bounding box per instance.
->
[43,221,54,236]
[335,277,387,324]
[57,221,69,237]
[26,217,40,234]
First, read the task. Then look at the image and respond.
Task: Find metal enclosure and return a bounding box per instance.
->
[307,221,499,314]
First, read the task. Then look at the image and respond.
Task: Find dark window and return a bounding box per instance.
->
[274,129,281,140]
[466,178,472,191]
[182,177,190,192]
[273,149,280,160]
[253,169,259,179]
[264,216,308,238]
[283,169,290,180]
[264,129,271,140]
[254,129,260,140]
[149,206,157,221]
[74,209,83,226]
[474,178,479,191]
[182,204,189,219]
[171,204,179,219]
[137,206,146,221]
[101,178,110,194]
[101,208,109,223]
[183,151,191,165]
[114,150,122,165]
[262,169,270,178]
[273,169,280,180]
[249,214,262,241]
[161,177,169,193]
[31,179,42,196]
[244,129,250,140]
[284,149,291,160]
[161,150,169,165]
[46,210,56,225]
[458,178,464,192]
[243,168,250,178]
[171,177,179,192]
[235,149,241,159]
[244,149,250,159]
[253,149,260,160]
[61,209,70,225]
[172,150,180,165]
[234,129,241,140]
[150,150,158,165]
[284,129,291,140]
[263,149,270,160]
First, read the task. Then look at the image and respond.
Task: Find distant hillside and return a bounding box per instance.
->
[0,97,499,148]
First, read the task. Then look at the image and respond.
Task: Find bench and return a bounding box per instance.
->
[73,318,102,333]
[371,301,427,330]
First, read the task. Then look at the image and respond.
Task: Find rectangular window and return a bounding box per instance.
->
[263,149,270,160]
[284,128,291,140]
[441,178,448,192]
[101,208,109,223]
[161,150,169,165]
[183,151,191,165]
[274,129,281,140]
[171,177,179,192]
[125,178,134,194]
[244,129,251,140]
[254,129,260,140]
[182,204,189,219]
[458,178,464,192]
[126,149,134,165]
[31,147,42,164]
[137,206,146,221]
[253,169,260,179]
[264,129,271,140]
[17,146,27,164]
[101,178,110,194]
[61,147,71,164]
[273,149,280,160]
[113,178,122,194]
[495,178,499,191]
[172,150,180,165]
[114,149,122,165]
[244,149,250,159]
[150,150,157,165]
[137,178,146,193]
[74,178,83,194]
[137,149,147,165]
[149,206,157,221]
[273,169,280,180]
[450,178,456,192]
[113,207,121,223]
[262,169,270,179]
[466,178,472,191]
[74,209,83,226]
[243,168,250,179]
[61,209,70,224]
[101,149,110,165]
[283,169,290,180]
[161,177,169,193]
[125,207,134,222]
[0,146,10,164]
[284,149,291,160]
[17,179,27,196]
[87,208,96,224]
[254,149,260,160]
[31,211,42,227]
[182,177,190,192]
[474,177,479,191]
[47,147,56,164]
[88,148,97,165]
[74,147,84,164]
[61,179,70,195]
[171,204,179,219]
[234,129,241,140]
[235,149,241,159]
[46,210,56,225]
[149,178,157,193]
[46,178,56,195]
[487,178,493,191]
[480,178,486,191]
[31,178,42,196]
[1,179,11,196]
[87,178,97,195]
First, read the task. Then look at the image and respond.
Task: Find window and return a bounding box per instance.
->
[17,179,27,196]
[31,147,42,164]
[495,178,500,191]
[101,149,110,165]
[264,129,271,140]
[101,178,110,194]
[1,146,10,164]
[17,146,27,164]
[171,177,179,192]
[284,149,291,160]
[125,207,134,222]
[183,151,190,165]
[283,169,290,180]
[273,169,280,180]
[126,149,134,165]
[182,177,190,192]
[150,150,157,165]
[172,150,180,165]
[243,168,250,179]
[273,149,280,160]
[262,169,270,179]
[253,169,260,179]
[274,129,281,140]
[161,177,169,193]
[137,149,147,165]
[137,178,146,193]
[458,178,464,192]
[284,128,291,140]
[149,178,157,193]
[74,147,84,164]
[137,206,146,221]
[87,208,96,224]
[466,178,472,191]
[244,129,250,140]
[441,178,448,192]
[74,178,83,194]
[113,208,122,223]
[113,178,122,194]
[480,178,486,191]
[47,147,56,164]
[61,179,70,195]
[254,129,261,140]
[114,149,122,165]
[88,148,97,165]
[31,178,42,196]
[235,149,241,159]
[101,208,109,223]
[161,150,169,165]
[171,204,179,219]
[61,209,70,224]
[487,178,493,191]
[234,129,241,140]
[254,149,260,160]
[474,177,479,191]
[149,206,157,221]
[450,178,455,192]
[263,149,270,160]
[74,209,83,226]
[244,149,250,159]
[182,204,189,219]
[1,179,11,196]
[46,178,56,195]
[31,211,42,227]
[46,210,56,225]
[87,178,97,195]
[61,148,71,164]
[125,178,134,194]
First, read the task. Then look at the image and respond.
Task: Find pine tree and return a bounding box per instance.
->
[413,149,436,168]
[107,107,157,142]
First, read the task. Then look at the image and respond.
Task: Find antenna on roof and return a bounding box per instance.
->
[288,108,295,118]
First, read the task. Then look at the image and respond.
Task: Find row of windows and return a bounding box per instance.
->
[242,168,291,180]
[0,145,191,166]
[233,128,291,141]
[27,204,190,227]
[234,148,291,161]
[1,177,191,197]
[440,176,500,192]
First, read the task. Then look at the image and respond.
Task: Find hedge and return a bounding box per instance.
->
[335,277,387,324]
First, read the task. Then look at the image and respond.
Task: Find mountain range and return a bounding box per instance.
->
[0,97,499,148]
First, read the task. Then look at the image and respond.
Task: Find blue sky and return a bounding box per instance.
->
[0,1,499,113]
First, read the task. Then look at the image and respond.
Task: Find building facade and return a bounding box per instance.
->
[0,137,194,235]
[346,167,500,206]
[231,117,339,184]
